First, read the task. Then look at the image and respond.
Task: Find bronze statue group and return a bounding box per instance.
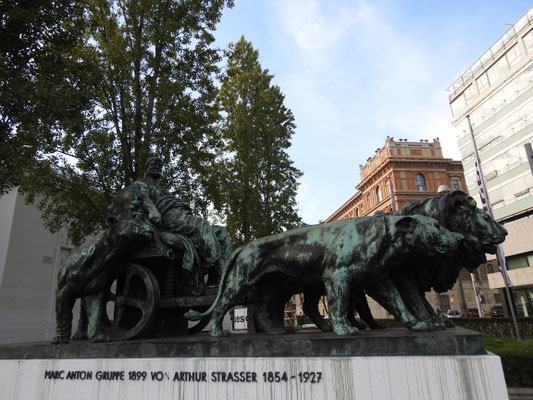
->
[52,159,507,344]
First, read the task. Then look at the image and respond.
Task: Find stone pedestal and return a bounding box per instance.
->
[0,328,509,399]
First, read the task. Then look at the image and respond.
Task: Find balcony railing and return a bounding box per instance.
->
[447,7,533,100]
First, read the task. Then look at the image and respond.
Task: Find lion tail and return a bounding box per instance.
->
[184,246,241,321]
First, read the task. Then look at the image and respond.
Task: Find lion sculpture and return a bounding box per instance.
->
[186,214,463,337]
[389,190,507,328]
[297,190,508,332]
[52,214,154,344]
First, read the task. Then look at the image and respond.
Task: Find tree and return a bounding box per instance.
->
[0,0,86,194]
[1,0,233,244]
[213,36,302,246]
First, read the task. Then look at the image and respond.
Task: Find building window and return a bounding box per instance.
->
[476,72,490,92]
[376,186,382,202]
[385,178,391,196]
[486,45,521,87]
[415,174,427,191]
[506,251,533,270]
[524,29,533,54]
[487,263,494,273]
[438,295,450,311]
[475,45,522,96]
[355,208,359,217]
[451,178,461,191]
[367,193,371,207]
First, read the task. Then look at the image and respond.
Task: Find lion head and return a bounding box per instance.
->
[443,191,507,265]
[389,215,464,257]
[396,190,507,291]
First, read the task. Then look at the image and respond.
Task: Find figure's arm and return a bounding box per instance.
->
[134,182,161,225]
[141,194,161,225]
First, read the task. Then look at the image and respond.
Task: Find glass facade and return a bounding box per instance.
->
[524,29,533,53]
[447,8,533,99]
[513,288,533,317]
[451,45,524,117]
[449,9,533,306]
[456,64,533,143]
[454,58,533,216]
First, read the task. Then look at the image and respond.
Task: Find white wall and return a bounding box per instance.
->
[501,215,533,257]
[0,189,17,284]
[0,190,71,343]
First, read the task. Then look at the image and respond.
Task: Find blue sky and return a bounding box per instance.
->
[212,1,533,224]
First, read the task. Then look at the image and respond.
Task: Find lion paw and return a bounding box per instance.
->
[443,318,455,328]
[334,325,359,336]
[369,321,386,330]
[352,319,367,330]
[317,319,333,332]
[211,328,231,337]
[434,321,447,330]
[408,321,438,332]
[90,333,111,343]
[52,335,70,345]
[71,330,88,341]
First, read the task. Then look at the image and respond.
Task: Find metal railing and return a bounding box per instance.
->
[447,7,533,100]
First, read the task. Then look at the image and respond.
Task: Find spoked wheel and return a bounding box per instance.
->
[105,263,160,341]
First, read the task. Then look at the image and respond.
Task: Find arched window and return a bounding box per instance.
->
[376,186,382,202]
[451,178,461,191]
[415,173,427,191]
[385,178,391,196]
[355,208,359,217]
[367,193,371,206]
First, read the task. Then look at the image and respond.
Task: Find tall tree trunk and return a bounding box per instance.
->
[133,11,145,177]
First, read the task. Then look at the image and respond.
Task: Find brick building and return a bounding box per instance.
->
[321,137,500,320]
[324,137,466,222]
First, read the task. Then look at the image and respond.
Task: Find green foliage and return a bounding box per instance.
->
[0,0,86,194]
[212,36,302,245]
[484,336,533,353]
[499,353,533,387]
[453,317,533,339]
[484,337,533,388]
[1,0,233,244]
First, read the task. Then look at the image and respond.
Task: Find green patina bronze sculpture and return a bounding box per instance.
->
[52,158,231,344]
[388,190,507,328]
[186,191,507,337]
[296,190,508,333]
[185,214,465,337]
[53,177,507,343]
[52,210,155,344]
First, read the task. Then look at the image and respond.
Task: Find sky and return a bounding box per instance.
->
[211,0,533,225]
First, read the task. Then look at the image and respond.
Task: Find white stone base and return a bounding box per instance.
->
[0,354,508,400]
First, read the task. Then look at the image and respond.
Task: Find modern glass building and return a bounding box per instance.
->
[448,7,533,317]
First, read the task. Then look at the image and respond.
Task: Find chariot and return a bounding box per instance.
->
[101,237,217,341]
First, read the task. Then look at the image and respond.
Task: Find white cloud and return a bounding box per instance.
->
[296,180,334,224]
[276,0,359,60]
[274,1,465,222]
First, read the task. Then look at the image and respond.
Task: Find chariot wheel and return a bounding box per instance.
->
[105,263,160,341]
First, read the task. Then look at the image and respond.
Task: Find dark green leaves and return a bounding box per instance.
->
[213,37,303,246]
[1,0,232,244]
